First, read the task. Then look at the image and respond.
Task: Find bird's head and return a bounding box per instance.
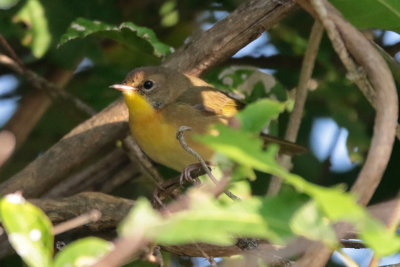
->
[110,66,191,110]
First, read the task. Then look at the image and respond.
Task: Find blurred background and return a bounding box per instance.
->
[0,0,399,266]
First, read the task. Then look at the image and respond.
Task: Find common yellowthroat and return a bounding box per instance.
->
[111,66,304,172]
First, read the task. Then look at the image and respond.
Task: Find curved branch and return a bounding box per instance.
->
[293,0,398,266]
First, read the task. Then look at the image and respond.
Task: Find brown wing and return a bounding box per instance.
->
[175,86,242,118]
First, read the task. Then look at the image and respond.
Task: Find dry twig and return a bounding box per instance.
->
[268,21,324,195]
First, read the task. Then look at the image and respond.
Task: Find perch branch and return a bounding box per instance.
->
[268,21,324,195]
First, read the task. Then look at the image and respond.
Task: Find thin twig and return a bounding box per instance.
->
[53,209,102,235]
[334,249,359,267]
[268,21,324,195]
[194,243,217,267]
[0,34,25,69]
[176,126,240,201]
[94,230,147,267]
[122,136,164,186]
[0,53,96,116]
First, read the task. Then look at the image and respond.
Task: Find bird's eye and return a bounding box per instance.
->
[143,80,154,90]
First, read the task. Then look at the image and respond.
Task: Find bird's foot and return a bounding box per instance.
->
[179,163,209,186]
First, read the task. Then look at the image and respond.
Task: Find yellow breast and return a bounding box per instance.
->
[123,91,214,171]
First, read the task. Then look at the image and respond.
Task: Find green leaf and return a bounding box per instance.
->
[153,195,271,245]
[160,1,179,27]
[291,201,337,246]
[259,193,309,241]
[358,217,400,256]
[59,18,173,57]
[0,194,53,267]
[54,237,113,267]
[118,198,162,236]
[330,0,400,33]
[0,0,19,9]
[13,0,51,58]
[236,98,286,133]
[119,192,318,246]
[195,124,281,172]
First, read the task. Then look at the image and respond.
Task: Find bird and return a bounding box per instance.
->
[111,66,305,174]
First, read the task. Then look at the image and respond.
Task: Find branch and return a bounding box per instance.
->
[43,149,137,198]
[0,99,129,197]
[163,0,298,76]
[223,55,303,70]
[0,0,299,198]
[268,21,324,194]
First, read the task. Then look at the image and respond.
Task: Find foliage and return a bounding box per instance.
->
[59,18,173,58]
[1,0,400,266]
[330,0,400,33]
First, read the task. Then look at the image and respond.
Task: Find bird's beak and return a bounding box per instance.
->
[109,84,137,92]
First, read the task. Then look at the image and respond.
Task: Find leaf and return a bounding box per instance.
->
[159,0,179,27]
[330,0,400,33]
[119,192,316,246]
[59,18,173,57]
[13,0,51,58]
[291,201,337,246]
[358,217,400,256]
[236,98,286,133]
[0,0,19,9]
[0,193,53,267]
[53,237,113,267]
[259,193,310,241]
[195,124,281,172]
[153,195,272,245]
[118,198,162,236]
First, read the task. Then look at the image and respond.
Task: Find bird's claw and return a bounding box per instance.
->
[179,163,208,186]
